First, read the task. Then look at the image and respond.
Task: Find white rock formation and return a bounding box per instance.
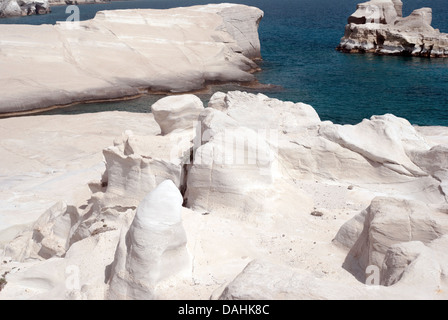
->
[381,236,448,290]
[218,260,370,300]
[186,92,317,222]
[107,180,190,300]
[0,230,120,300]
[48,0,110,4]
[151,95,204,136]
[337,0,448,57]
[0,5,263,114]
[1,91,448,300]
[347,0,401,25]
[100,131,189,208]
[0,111,160,247]
[218,259,428,300]
[319,114,430,177]
[206,91,321,132]
[0,0,50,18]
[336,197,448,281]
[4,202,79,262]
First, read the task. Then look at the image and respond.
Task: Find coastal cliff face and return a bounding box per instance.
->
[337,0,448,57]
[0,4,263,114]
[0,91,447,300]
[0,0,50,17]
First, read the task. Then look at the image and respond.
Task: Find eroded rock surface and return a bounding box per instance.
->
[337,0,448,57]
[0,0,50,18]
[1,91,447,300]
[0,4,263,114]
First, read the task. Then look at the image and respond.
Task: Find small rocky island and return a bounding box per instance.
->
[0,0,50,17]
[337,0,448,57]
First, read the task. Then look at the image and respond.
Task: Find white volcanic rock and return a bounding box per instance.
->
[207,91,321,132]
[410,144,448,200]
[338,1,448,57]
[0,5,263,114]
[319,114,431,177]
[197,107,240,144]
[187,93,316,222]
[217,259,434,300]
[1,92,448,300]
[210,4,263,60]
[4,202,79,262]
[348,0,402,25]
[218,260,366,300]
[394,8,434,32]
[100,128,193,209]
[0,230,120,300]
[107,180,190,300]
[151,95,204,135]
[193,92,446,208]
[187,126,282,216]
[381,236,448,295]
[0,111,159,247]
[338,197,448,280]
[0,0,50,18]
[380,239,448,289]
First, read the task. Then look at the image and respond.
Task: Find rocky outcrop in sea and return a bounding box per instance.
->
[337,0,448,57]
[0,0,50,17]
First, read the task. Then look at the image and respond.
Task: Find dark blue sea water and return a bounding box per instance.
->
[1,0,447,126]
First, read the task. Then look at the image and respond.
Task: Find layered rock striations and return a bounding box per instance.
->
[337,0,448,57]
[0,4,263,114]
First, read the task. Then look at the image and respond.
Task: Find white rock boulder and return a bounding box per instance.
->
[4,202,79,262]
[0,230,120,300]
[319,114,431,177]
[207,91,321,132]
[0,5,263,114]
[151,95,204,135]
[381,239,447,289]
[338,197,448,280]
[348,0,402,25]
[107,180,190,300]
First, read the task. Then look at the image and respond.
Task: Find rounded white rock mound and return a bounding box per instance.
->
[107,180,191,300]
[151,95,204,136]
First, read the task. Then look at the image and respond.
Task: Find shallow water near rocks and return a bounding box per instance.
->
[1,0,447,126]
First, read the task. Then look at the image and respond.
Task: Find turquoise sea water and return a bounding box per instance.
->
[1,0,447,126]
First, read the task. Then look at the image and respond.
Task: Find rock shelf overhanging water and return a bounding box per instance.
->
[0,4,263,114]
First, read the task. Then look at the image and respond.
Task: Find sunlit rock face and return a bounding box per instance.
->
[338,0,448,57]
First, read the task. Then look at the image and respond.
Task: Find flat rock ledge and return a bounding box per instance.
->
[337,0,448,57]
[0,4,263,114]
[1,91,447,300]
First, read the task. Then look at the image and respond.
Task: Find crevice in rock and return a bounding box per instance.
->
[180,147,194,207]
